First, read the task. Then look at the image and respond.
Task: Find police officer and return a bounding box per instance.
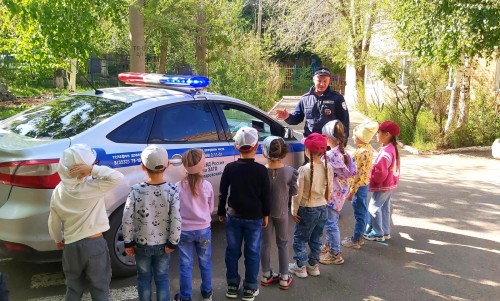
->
[276,67,350,142]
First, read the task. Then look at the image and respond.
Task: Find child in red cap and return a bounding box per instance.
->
[289,133,333,278]
[363,121,401,242]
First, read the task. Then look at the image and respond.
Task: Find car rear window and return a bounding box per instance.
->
[0,95,131,139]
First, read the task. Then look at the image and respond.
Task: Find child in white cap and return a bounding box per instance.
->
[174,149,214,301]
[218,126,270,301]
[48,144,124,301]
[341,120,379,249]
[259,136,298,290]
[122,145,181,301]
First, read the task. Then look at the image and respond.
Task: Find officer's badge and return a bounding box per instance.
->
[324,108,332,115]
[342,102,347,110]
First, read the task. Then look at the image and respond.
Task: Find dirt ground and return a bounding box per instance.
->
[0,94,53,108]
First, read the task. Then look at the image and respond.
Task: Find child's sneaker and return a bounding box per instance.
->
[341,237,361,249]
[319,244,331,256]
[242,288,259,301]
[306,262,320,276]
[384,234,391,240]
[202,291,213,301]
[363,231,385,241]
[288,262,307,278]
[226,285,240,299]
[279,274,293,290]
[173,293,182,301]
[260,271,279,286]
[319,251,345,265]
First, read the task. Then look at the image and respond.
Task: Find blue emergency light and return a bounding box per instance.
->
[118,72,210,89]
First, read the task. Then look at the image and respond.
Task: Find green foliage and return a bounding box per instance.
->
[393,0,500,66]
[1,0,127,81]
[290,67,312,92]
[440,87,500,148]
[264,0,390,70]
[366,60,451,148]
[209,33,282,111]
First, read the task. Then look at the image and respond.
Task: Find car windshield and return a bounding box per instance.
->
[0,95,130,139]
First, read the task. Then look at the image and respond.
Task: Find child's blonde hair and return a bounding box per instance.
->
[181,149,204,197]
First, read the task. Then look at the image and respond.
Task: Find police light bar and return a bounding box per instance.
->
[118,72,210,89]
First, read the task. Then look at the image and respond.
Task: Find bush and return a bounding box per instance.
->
[439,87,500,148]
[209,34,282,111]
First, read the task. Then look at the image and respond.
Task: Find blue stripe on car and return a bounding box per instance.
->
[94,142,303,169]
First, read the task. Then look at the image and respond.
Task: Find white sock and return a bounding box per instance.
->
[263,271,271,278]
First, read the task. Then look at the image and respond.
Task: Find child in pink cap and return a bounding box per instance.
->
[364,121,401,242]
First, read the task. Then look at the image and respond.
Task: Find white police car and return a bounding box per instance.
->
[0,73,304,276]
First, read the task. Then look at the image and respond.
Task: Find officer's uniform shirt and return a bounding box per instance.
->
[285,86,350,138]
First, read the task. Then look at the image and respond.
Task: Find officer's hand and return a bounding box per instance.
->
[275,109,289,120]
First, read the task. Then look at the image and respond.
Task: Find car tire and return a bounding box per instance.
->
[104,205,136,277]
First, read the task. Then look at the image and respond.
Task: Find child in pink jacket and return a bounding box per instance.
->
[363,121,401,242]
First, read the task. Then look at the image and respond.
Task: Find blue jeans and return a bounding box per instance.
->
[135,244,171,301]
[368,191,393,236]
[178,227,212,300]
[325,206,340,254]
[351,185,369,241]
[292,206,327,267]
[225,215,262,291]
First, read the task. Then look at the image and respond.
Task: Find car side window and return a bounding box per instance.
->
[107,109,155,143]
[218,104,272,140]
[149,102,218,142]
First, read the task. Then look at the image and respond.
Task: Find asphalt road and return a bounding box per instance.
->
[1,98,499,301]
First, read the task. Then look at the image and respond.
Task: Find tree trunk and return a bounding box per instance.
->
[457,57,471,127]
[68,58,77,92]
[344,48,357,106]
[54,69,65,89]
[129,0,145,73]
[158,37,168,74]
[444,69,462,132]
[195,0,207,76]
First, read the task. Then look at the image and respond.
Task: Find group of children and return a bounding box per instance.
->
[47,118,400,301]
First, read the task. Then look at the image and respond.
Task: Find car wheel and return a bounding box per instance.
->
[104,205,136,277]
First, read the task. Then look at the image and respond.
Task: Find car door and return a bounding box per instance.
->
[212,101,298,167]
[147,100,236,208]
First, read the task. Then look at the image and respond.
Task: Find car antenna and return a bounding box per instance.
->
[72,60,103,95]
[82,75,104,95]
